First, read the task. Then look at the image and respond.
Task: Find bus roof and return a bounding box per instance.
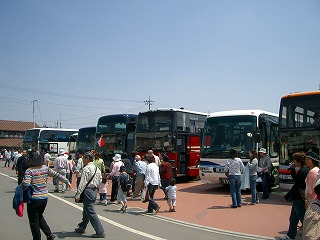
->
[208,110,278,118]
[26,128,78,132]
[139,108,208,116]
[98,114,137,119]
[281,90,320,99]
[79,126,96,130]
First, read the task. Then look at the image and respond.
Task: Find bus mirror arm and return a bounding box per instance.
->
[254,132,261,143]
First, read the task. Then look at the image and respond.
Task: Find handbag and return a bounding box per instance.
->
[16,201,24,217]
[78,167,97,203]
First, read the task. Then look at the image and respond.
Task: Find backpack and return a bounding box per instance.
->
[120,173,131,192]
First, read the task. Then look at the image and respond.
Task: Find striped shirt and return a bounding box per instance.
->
[22,165,69,200]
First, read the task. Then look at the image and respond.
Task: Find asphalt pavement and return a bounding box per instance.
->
[0,166,300,240]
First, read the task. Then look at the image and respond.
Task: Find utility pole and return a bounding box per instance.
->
[144,95,154,110]
[60,114,62,128]
[32,100,37,128]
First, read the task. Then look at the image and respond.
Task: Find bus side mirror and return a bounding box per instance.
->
[254,132,261,143]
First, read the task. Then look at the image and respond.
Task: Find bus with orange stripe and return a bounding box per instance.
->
[278,91,320,182]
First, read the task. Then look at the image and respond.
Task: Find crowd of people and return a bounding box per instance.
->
[7,148,175,239]
[5,146,320,240]
[223,147,320,240]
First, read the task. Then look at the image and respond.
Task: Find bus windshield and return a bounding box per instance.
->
[136,111,174,132]
[135,132,173,152]
[39,130,75,142]
[77,127,96,151]
[23,129,40,142]
[280,94,320,129]
[97,115,129,134]
[201,115,256,158]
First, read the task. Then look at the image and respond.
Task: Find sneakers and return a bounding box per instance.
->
[91,233,106,238]
[74,227,85,234]
[122,205,127,213]
[47,234,56,240]
[53,190,59,193]
[155,205,161,214]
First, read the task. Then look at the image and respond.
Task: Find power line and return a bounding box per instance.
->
[144,95,154,110]
[0,83,142,103]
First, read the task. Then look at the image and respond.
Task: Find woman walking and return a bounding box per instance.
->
[225,149,244,208]
[22,152,71,240]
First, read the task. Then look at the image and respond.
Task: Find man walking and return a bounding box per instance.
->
[54,149,69,193]
[75,153,105,238]
[258,148,272,199]
[15,149,28,185]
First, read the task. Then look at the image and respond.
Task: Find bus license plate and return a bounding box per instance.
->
[280,174,293,180]
[219,178,229,184]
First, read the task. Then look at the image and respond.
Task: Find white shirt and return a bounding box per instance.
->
[225,157,245,175]
[76,158,84,177]
[144,162,161,186]
[75,162,102,199]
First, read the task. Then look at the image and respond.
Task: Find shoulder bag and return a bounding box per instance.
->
[78,167,97,203]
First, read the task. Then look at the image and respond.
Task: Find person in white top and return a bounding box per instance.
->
[54,149,69,193]
[108,154,124,203]
[148,150,161,166]
[43,151,51,167]
[225,149,244,208]
[144,155,161,214]
[75,153,105,238]
[75,150,84,187]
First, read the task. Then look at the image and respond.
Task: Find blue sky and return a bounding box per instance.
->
[1,1,319,129]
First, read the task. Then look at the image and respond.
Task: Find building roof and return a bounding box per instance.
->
[0,120,40,132]
[0,138,23,149]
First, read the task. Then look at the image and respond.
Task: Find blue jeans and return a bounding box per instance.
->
[287,199,305,239]
[249,175,259,203]
[229,175,242,207]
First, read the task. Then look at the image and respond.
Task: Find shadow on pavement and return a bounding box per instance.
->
[55,231,88,238]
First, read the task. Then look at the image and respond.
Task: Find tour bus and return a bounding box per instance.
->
[68,132,78,159]
[200,110,279,185]
[23,128,78,167]
[95,114,137,171]
[278,91,320,182]
[76,126,96,152]
[135,108,207,179]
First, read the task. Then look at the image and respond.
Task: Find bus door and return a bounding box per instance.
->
[126,133,135,154]
[176,135,187,175]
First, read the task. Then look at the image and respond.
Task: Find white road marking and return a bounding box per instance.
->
[1,172,166,240]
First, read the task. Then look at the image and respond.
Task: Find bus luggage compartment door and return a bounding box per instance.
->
[176,136,187,175]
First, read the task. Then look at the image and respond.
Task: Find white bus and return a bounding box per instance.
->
[23,128,78,166]
[200,110,279,185]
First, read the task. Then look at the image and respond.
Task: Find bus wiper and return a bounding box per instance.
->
[202,149,228,157]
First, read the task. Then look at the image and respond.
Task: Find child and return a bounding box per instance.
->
[165,178,177,212]
[117,166,130,213]
[99,173,108,205]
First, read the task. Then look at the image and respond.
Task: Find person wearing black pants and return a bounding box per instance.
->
[108,154,123,203]
[144,155,161,214]
[27,199,52,240]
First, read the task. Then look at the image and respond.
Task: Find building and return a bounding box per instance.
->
[0,120,40,150]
